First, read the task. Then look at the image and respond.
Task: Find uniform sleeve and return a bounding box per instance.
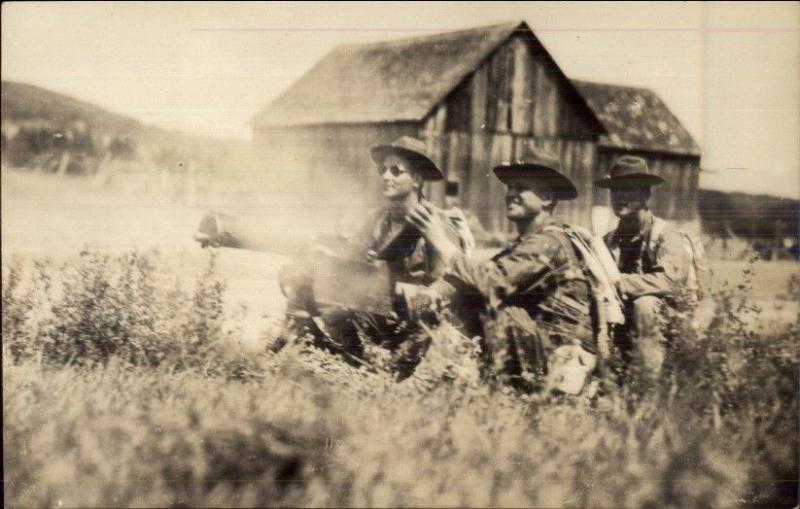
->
[446,209,477,254]
[431,235,560,301]
[420,209,471,282]
[617,230,690,299]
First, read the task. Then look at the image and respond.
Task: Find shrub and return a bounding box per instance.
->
[1,248,251,376]
[2,258,37,361]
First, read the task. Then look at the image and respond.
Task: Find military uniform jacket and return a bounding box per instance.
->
[359,202,467,286]
[431,217,596,376]
[604,215,691,301]
[442,206,477,255]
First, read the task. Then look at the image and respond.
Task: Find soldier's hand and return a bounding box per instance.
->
[407,202,441,237]
[407,203,460,263]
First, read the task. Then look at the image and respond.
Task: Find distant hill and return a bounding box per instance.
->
[1,80,143,134]
[0,80,237,148]
[0,80,246,177]
[698,188,799,259]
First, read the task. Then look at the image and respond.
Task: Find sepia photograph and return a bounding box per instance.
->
[2,1,798,507]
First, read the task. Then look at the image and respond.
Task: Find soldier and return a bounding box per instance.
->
[279,136,470,375]
[593,156,693,380]
[361,136,470,283]
[407,147,598,395]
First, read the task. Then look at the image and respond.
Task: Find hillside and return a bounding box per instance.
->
[1,80,240,148]
[0,80,250,188]
[1,80,143,134]
[698,189,799,237]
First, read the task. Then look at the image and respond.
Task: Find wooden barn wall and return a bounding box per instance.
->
[594,149,700,223]
[422,32,601,232]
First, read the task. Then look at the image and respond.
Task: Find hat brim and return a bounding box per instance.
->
[593,173,665,189]
[370,145,443,181]
[493,164,579,200]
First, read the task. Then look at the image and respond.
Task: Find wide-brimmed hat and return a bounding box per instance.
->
[594,156,665,189]
[370,136,443,181]
[493,147,578,200]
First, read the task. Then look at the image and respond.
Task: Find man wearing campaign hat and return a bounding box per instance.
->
[279,136,469,374]
[594,155,694,380]
[407,147,598,395]
[363,136,470,283]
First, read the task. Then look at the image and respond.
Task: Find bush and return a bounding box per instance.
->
[1,248,256,377]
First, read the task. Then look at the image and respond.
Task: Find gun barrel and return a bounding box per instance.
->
[194,211,315,255]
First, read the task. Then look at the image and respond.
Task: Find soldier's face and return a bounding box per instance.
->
[505,181,550,220]
[610,187,650,217]
[379,154,422,200]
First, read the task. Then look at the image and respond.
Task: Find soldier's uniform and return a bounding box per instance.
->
[280,137,470,376]
[358,203,466,286]
[430,217,596,392]
[420,148,598,394]
[604,214,692,374]
[442,206,477,255]
[281,202,465,375]
[595,156,693,377]
[605,215,691,300]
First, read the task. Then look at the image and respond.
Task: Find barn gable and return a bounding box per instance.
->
[572,80,700,157]
[252,21,604,135]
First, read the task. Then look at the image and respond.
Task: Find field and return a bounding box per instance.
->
[3,171,799,508]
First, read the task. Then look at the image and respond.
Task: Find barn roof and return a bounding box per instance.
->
[572,80,701,157]
[251,21,600,131]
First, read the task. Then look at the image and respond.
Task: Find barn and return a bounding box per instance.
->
[251,21,700,235]
[572,81,701,224]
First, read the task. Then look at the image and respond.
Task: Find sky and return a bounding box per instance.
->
[2,1,798,198]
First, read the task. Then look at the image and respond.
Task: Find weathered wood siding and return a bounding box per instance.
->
[594,149,700,222]
[424,32,601,232]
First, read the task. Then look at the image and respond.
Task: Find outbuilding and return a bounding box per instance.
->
[251,21,700,234]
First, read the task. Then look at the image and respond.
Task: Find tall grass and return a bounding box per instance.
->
[2,249,260,377]
[3,250,798,508]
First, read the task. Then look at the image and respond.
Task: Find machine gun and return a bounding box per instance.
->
[285,233,397,317]
[193,210,424,320]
